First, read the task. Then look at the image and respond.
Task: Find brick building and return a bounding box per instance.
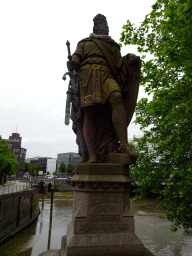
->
[5,133,27,178]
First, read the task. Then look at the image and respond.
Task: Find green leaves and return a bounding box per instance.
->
[29,164,38,176]
[59,161,66,173]
[121,0,192,232]
[0,136,19,184]
[53,171,58,176]
[66,162,74,173]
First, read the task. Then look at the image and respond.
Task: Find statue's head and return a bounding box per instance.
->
[93,14,109,35]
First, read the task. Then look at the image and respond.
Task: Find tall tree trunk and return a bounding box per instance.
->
[0,172,4,184]
[3,174,7,184]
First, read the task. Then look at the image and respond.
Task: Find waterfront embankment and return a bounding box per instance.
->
[0,186,40,246]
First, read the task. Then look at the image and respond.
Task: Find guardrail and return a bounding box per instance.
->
[7,177,56,182]
[2,177,73,195]
[0,183,33,194]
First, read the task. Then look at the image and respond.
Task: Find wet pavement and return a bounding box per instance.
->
[132,199,192,256]
[0,192,191,256]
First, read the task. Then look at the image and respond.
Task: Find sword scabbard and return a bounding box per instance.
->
[65,89,72,125]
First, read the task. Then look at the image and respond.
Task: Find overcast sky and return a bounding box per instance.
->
[0,0,155,159]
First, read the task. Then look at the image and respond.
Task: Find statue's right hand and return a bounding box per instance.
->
[67,60,74,71]
[67,60,79,71]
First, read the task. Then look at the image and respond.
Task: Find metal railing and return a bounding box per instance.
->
[0,183,33,194]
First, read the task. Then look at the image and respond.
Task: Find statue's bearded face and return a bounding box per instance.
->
[93,19,109,35]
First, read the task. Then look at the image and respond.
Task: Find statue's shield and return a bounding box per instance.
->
[120,54,141,127]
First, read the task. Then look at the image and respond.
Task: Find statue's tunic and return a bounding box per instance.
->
[72,35,122,107]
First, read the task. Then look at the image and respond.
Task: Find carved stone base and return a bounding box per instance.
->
[61,163,144,256]
[60,222,143,256]
[104,152,136,165]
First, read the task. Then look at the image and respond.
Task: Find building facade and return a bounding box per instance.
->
[30,157,52,174]
[57,152,82,172]
[5,133,27,178]
[46,158,56,175]
[25,156,41,163]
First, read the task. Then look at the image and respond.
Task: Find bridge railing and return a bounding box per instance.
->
[0,183,33,195]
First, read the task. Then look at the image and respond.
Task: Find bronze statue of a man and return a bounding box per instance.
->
[67,14,140,163]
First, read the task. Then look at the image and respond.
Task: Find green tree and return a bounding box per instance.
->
[53,171,58,176]
[25,162,32,173]
[29,164,38,176]
[0,136,19,184]
[26,162,39,176]
[59,161,66,173]
[66,162,74,174]
[120,0,192,232]
[47,171,50,175]
[35,163,41,174]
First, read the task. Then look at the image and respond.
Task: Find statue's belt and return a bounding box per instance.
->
[80,64,110,73]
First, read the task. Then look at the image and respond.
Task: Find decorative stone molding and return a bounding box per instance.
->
[72,180,132,191]
[88,183,99,190]
[77,182,84,189]
[113,182,121,190]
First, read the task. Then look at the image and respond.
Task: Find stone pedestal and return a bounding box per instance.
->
[61,161,144,256]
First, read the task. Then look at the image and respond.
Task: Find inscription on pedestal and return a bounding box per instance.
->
[88,194,121,224]
[90,194,118,206]
[80,224,129,233]
[89,215,120,222]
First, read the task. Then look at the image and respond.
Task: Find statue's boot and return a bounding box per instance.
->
[118,142,138,159]
[109,91,138,159]
[87,154,97,163]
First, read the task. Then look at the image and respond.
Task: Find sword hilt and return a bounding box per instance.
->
[66,40,72,61]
